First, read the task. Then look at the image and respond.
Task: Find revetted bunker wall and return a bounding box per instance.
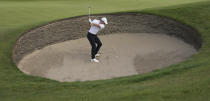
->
[13,13,202,64]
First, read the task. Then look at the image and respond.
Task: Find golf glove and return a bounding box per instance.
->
[89,18,92,23]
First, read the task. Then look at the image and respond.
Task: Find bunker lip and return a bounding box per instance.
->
[13,12,202,67]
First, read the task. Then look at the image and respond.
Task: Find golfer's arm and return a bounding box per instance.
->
[91,23,101,28]
[89,22,91,27]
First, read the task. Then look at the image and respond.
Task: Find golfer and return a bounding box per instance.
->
[87,17,108,63]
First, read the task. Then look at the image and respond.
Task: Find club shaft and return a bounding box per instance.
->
[88,6,91,18]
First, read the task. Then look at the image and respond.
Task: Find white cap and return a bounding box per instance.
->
[101,17,108,24]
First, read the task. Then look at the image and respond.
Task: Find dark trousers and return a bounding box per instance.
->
[87,32,102,59]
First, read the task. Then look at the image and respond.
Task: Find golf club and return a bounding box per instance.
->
[88,6,91,18]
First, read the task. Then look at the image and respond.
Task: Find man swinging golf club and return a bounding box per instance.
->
[87,14,108,63]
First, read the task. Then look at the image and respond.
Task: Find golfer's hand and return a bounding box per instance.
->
[89,18,92,23]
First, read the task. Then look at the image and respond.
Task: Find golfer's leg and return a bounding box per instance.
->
[87,34,96,59]
[95,35,102,54]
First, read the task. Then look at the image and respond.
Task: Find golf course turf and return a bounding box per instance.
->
[0,0,210,100]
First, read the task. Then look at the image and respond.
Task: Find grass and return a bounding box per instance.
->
[0,0,210,101]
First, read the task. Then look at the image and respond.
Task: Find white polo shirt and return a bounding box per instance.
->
[89,19,105,35]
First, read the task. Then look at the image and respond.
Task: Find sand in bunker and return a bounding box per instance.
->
[18,33,197,82]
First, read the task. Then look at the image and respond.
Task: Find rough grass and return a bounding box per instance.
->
[0,0,210,101]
